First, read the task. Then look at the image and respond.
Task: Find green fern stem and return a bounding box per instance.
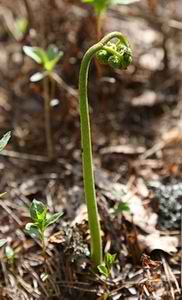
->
[79,32,131,267]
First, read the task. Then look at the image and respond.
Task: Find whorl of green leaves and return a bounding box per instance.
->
[25,199,63,240]
[23,45,63,73]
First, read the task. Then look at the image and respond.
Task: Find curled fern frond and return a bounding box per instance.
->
[96,42,116,64]
[96,38,132,69]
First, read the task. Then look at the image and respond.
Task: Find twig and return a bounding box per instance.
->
[51,72,78,99]
[139,141,165,160]
[0,200,22,226]
[0,6,18,41]
[161,254,181,299]
[43,76,54,159]
[1,261,9,287]
[23,260,50,298]
[0,149,50,162]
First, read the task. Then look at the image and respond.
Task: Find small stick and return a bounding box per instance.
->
[43,76,54,159]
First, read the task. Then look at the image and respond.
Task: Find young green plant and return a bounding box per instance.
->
[82,0,139,40]
[97,253,117,300]
[25,199,63,260]
[98,252,117,278]
[23,45,63,159]
[79,32,132,267]
[0,239,16,269]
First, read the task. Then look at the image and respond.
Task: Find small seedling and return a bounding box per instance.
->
[0,239,15,266]
[98,252,117,278]
[23,45,63,77]
[5,245,15,264]
[79,32,132,267]
[25,199,63,259]
[82,0,139,39]
[23,45,63,159]
[97,253,117,299]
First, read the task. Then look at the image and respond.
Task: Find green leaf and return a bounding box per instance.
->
[23,46,46,64]
[0,192,7,198]
[82,0,110,15]
[0,239,7,248]
[82,0,140,15]
[25,223,41,239]
[16,17,28,34]
[97,264,109,277]
[30,72,46,82]
[5,245,14,259]
[46,45,61,61]
[98,253,116,278]
[44,45,63,72]
[0,131,11,152]
[30,200,47,223]
[115,202,130,214]
[44,55,61,72]
[44,212,63,229]
[105,252,116,269]
[23,45,63,71]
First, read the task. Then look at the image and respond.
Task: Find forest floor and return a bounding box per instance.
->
[0,1,181,299]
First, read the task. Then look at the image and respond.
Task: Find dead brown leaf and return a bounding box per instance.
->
[138,233,178,254]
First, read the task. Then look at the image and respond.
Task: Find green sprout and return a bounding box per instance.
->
[25,199,63,259]
[98,253,117,299]
[23,45,63,159]
[0,239,16,267]
[5,245,15,264]
[23,45,63,75]
[82,0,139,39]
[98,252,117,278]
[79,32,132,267]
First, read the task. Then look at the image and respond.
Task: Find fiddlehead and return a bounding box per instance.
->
[97,40,132,69]
[79,32,132,267]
